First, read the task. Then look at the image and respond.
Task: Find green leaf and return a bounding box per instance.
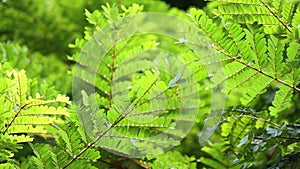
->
[209,0,295,34]
[287,41,300,61]
[267,35,286,76]
[241,75,273,105]
[200,141,243,169]
[245,24,268,68]
[237,135,249,148]
[269,84,293,117]
[29,143,58,169]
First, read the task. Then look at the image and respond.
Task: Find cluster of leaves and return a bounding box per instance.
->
[0,0,83,57]
[0,42,71,94]
[0,44,108,169]
[69,3,202,168]
[1,2,199,169]
[1,0,300,168]
[186,0,300,168]
[0,60,72,167]
[0,0,171,57]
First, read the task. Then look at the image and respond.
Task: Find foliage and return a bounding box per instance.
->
[186,0,300,168]
[0,42,71,95]
[147,151,197,169]
[0,0,83,57]
[0,62,70,167]
[0,0,299,168]
[68,3,203,168]
[0,0,171,58]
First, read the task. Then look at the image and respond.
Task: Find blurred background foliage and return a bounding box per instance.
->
[0,0,206,58]
[0,0,206,95]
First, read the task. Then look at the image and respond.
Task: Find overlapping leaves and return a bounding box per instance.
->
[71,3,203,160]
[188,7,300,117]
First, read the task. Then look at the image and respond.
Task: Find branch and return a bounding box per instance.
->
[259,0,292,33]
[62,77,159,168]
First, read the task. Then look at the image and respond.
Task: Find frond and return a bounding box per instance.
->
[0,42,70,93]
[29,143,59,169]
[0,65,71,167]
[240,74,273,105]
[0,69,70,142]
[209,0,298,34]
[200,108,286,168]
[188,8,300,115]
[22,140,100,169]
[55,122,101,162]
[292,5,300,39]
[269,84,293,117]
[66,3,213,161]
[147,151,197,169]
[200,141,243,169]
[0,134,22,163]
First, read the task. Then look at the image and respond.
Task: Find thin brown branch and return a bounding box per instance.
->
[2,104,27,134]
[62,76,159,169]
[198,20,300,93]
[259,0,292,33]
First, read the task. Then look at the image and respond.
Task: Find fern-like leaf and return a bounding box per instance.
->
[188,7,300,115]
[70,4,204,163]
[200,141,243,169]
[269,84,293,117]
[210,0,298,34]
[0,68,70,142]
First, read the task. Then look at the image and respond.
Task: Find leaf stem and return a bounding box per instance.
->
[2,104,27,134]
[259,0,292,33]
[62,78,158,168]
